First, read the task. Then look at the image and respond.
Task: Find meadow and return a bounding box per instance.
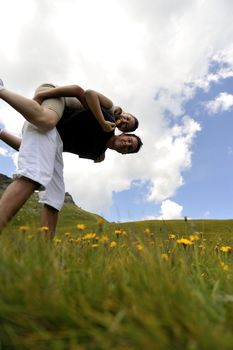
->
[1,210,233,349]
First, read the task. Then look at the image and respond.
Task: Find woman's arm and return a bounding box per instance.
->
[83,89,116,132]
[34,85,116,132]
[33,85,86,106]
[0,129,21,151]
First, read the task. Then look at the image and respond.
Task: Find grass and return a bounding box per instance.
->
[1,219,233,349]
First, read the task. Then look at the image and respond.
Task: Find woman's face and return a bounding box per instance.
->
[117,113,135,132]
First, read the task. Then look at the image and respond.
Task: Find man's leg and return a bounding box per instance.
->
[38,131,65,239]
[0,82,62,131]
[40,204,59,239]
[0,177,39,231]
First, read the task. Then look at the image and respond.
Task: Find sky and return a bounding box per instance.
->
[1,0,233,222]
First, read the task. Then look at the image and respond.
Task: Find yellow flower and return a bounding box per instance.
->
[220,261,229,271]
[115,229,127,237]
[169,234,176,239]
[97,218,104,225]
[53,238,62,244]
[77,224,86,231]
[176,238,193,246]
[110,241,117,248]
[100,235,109,243]
[219,246,232,253]
[161,253,169,261]
[38,226,49,232]
[92,244,99,248]
[144,228,151,234]
[136,244,143,252]
[189,234,199,241]
[19,226,29,232]
[65,232,71,237]
[82,233,97,240]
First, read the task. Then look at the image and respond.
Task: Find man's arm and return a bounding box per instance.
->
[0,129,21,151]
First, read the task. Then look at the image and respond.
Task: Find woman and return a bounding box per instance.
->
[0,79,138,134]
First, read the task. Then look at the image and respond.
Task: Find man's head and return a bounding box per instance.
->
[115,113,139,132]
[107,133,143,154]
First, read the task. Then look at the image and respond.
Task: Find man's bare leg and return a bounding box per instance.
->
[40,204,59,239]
[0,177,39,232]
[0,88,59,131]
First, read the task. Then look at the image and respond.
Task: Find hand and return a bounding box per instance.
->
[33,92,45,105]
[102,121,116,132]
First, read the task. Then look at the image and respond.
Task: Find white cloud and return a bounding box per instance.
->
[158,200,183,220]
[205,92,233,114]
[1,0,233,216]
[0,146,7,156]
[146,199,183,220]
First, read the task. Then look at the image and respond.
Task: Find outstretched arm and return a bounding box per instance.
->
[34,85,116,132]
[33,85,86,106]
[0,129,21,151]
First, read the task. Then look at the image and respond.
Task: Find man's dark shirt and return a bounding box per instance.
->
[56,107,115,160]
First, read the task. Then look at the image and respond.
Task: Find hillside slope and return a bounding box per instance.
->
[0,173,106,230]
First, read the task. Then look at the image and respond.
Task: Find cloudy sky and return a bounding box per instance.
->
[1,0,233,222]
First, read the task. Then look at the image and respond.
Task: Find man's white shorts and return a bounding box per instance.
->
[14,121,65,211]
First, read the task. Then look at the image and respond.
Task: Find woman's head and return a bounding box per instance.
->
[115,111,139,132]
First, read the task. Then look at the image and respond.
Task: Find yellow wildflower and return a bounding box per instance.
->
[97,218,104,225]
[19,226,29,232]
[161,253,169,261]
[144,228,151,234]
[77,224,86,231]
[115,229,127,237]
[169,234,176,239]
[38,226,49,232]
[53,238,62,244]
[92,244,99,248]
[219,246,232,253]
[65,232,71,237]
[110,241,117,248]
[220,261,229,271]
[100,235,109,243]
[177,238,193,246]
[136,244,143,252]
[189,234,199,241]
[82,233,96,240]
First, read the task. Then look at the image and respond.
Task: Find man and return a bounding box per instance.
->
[0,82,142,237]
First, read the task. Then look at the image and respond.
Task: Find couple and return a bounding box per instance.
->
[0,80,142,237]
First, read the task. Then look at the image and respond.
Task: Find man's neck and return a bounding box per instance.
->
[106,135,116,150]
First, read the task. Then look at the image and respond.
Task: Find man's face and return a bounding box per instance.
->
[117,113,135,132]
[114,134,138,154]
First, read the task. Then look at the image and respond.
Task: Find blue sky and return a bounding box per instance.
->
[1,0,233,222]
[107,75,233,222]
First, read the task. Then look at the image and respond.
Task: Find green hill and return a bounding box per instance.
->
[0,173,106,233]
[2,173,233,237]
